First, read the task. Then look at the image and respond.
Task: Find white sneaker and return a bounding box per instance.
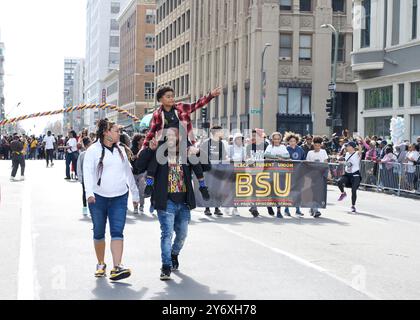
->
[82,207,89,216]
[10,176,17,182]
[20,176,25,181]
[224,208,231,215]
[232,208,240,216]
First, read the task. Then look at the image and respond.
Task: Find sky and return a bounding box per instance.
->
[0,0,86,135]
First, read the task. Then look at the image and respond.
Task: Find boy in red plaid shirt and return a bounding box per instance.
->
[142,86,222,198]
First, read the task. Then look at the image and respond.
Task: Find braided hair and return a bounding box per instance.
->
[96,119,125,186]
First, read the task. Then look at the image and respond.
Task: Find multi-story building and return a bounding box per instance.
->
[0,38,5,123]
[155,0,191,104]
[72,59,86,131]
[63,58,83,132]
[184,0,356,136]
[104,68,120,123]
[118,0,156,130]
[84,0,130,131]
[0,38,5,125]
[352,0,420,142]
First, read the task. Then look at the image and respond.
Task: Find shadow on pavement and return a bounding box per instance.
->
[91,278,148,300]
[150,271,235,300]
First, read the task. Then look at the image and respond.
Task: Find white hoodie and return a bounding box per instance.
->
[83,141,139,201]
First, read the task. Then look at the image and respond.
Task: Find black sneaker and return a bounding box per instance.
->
[109,265,131,281]
[64,177,71,180]
[171,254,179,271]
[204,208,212,216]
[214,208,223,216]
[276,210,283,219]
[199,186,210,201]
[160,265,172,281]
[249,208,259,217]
[144,185,153,198]
[284,208,291,217]
[314,211,322,218]
[267,207,275,216]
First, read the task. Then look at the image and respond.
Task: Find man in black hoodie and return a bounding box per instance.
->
[135,128,197,281]
[10,134,25,181]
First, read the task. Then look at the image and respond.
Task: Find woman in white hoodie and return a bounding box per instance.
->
[228,133,247,216]
[83,119,139,281]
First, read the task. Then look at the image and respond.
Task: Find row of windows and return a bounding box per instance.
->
[280,33,347,63]
[156,10,190,50]
[160,75,190,98]
[157,0,186,23]
[279,0,346,12]
[365,82,420,110]
[156,42,190,76]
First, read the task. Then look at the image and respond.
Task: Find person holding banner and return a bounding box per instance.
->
[306,136,329,218]
[284,132,305,217]
[264,132,290,218]
[337,141,362,214]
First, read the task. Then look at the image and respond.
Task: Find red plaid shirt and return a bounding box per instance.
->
[142,93,214,149]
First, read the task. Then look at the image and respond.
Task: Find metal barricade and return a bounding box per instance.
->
[376,162,401,195]
[399,163,420,195]
[359,160,379,189]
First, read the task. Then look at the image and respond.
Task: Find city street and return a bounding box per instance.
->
[1,160,420,300]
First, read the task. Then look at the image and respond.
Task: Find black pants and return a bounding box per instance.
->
[46,149,54,165]
[11,154,25,177]
[82,182,87,207]
[338,173,361,206]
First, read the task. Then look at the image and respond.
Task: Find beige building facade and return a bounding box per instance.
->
[118,0,156,127]
[155,0,191,103]
[181,0,357,136]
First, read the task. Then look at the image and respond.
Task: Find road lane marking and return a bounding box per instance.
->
[200,215,380,300]
[17,181,37,300]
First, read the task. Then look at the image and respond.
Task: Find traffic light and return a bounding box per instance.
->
[326,98,333,117]
[325,98,334,127]
[201,107,208,120]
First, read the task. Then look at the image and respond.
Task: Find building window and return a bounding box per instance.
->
[146,9,156,24]
[145,34,155,48]
[280,0,292,11]
[399,84,404,107]
[413,0,418,40]
[365,86,393,110]
[411,81,420,106]
[392,0,401,46]
[110,19,119,31]
[332,34,345,63]
[278,86,311,115]
[361,0,371,48]
[145,63,155,73]
[109,52,119,65]
[411,114,420,142]
[365,117,392,138]
[145,82,155,100]
[279,33,292,60]
[332,0,345,13]
[300,0,312,12]
[109,36,119,47]
[299,34,312,61]
[111,2,120,14]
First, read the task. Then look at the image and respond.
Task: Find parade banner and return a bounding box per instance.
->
[0,103,140,126]
[194,161,328,208]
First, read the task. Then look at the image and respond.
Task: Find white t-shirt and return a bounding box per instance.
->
[306,149,329,163]
[44,135,56,150]
[406,151,420,173]
[345,152,361,174]
[265,144,289,157]
[67,138,78,153]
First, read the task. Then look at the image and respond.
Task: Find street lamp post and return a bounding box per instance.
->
[260,43,272,130]
[321,24,339,135]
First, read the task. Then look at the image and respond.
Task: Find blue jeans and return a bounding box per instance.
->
[65,152,78,178]
[157,200,191,268]
[88,192,128,242]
